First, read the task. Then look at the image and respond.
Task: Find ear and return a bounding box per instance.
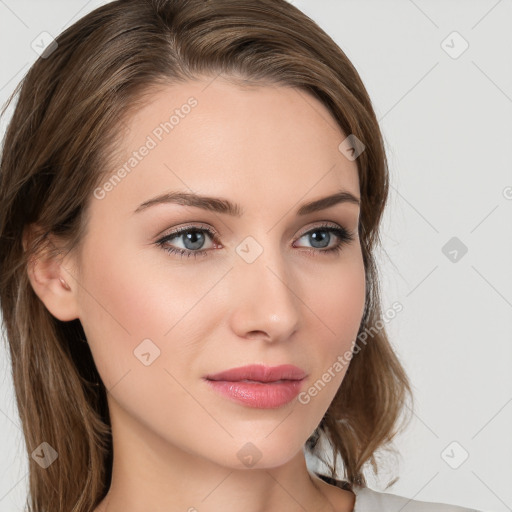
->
[23,223,80,322]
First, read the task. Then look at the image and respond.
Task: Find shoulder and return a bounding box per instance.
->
[351,484,482,512]
[314,473,481,512]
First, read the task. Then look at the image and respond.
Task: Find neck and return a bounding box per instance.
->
[93,399,345,512]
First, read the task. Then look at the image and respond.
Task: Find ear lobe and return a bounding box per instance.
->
[24,225,80,322]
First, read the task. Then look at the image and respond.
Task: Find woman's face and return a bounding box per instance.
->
[71,77,365,469]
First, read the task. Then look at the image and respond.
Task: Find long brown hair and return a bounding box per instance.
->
[0,0,413,510]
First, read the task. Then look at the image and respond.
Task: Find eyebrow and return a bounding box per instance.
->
[133,190,360,217]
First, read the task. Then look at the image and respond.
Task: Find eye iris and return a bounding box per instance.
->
[183,230,205,250]
[309,230,330,249]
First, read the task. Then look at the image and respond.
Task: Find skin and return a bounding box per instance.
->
[27,76,365,512]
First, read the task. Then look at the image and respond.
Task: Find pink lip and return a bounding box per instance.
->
[205,364,307,382]
[204,364,307,409]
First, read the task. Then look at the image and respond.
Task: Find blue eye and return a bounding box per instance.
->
[155,224,216,259]
[155,222,356,259]
[294,225,353,253]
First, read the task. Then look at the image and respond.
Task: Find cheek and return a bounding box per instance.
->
[299,253,365,402]
[75,233,225,387]
[74,234,172,386]
[306,252,366,343]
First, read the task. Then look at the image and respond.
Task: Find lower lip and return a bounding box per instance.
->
[205,379,305,408]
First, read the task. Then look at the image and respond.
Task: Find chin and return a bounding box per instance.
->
[210,433,307,471]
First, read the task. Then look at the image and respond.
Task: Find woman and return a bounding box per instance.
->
[0,1,483,511]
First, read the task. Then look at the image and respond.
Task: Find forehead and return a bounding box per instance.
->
[94,77,360,217]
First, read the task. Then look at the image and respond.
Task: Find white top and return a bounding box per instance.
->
[316,474,482,511]
[351,484,482,511]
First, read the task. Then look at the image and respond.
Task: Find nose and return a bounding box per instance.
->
[228,241,301,343]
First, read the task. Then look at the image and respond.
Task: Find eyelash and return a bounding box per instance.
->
[155,222,356,259]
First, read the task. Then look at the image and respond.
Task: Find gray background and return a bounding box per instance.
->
[0,1,511,511]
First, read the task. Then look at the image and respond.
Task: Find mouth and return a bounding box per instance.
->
[204,364,307,408]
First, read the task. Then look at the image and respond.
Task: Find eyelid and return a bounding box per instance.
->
[157,222,218,240]
[296,221,346,237]
[157,220,351,243]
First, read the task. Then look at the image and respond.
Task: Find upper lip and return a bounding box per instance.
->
[205,364,307,383]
